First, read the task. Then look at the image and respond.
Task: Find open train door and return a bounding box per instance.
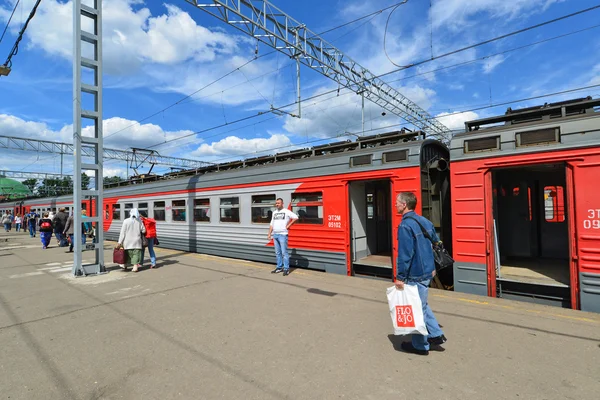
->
[570,158,600,313]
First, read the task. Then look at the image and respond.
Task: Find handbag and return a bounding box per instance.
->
[154,237,160,246]
[403,216,454,271]
[142,235,149,247]
[113,247,126,264]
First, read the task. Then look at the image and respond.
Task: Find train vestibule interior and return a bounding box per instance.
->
[492,163,571,307]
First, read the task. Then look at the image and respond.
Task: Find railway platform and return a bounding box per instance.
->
[1,230,599,400]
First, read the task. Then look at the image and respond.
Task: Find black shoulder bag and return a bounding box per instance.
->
[403,216,454,271]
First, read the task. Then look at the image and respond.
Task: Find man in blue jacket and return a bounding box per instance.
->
[395,192,447,356]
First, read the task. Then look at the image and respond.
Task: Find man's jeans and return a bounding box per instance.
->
[273,234,290,271]
[142,238,156,266]
[408,279,444,351]
[28,223,36,237]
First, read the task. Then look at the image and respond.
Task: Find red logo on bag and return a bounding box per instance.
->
[395,305,415,328]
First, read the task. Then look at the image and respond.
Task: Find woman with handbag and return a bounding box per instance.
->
[140,215,158,269]
[117,208,146,272]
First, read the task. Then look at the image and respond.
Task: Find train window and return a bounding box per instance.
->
[138,202,148,218]
[516,127,560,147]
[124,203,133,219]
[112,204,121,220]
[153,201,166,221]
[105,205,109,220]
[172,200,187,222]
[292,192,323,224]
[544,186,565,223]
[194,199,210,222]
[251,195,275,224]
[82,203,87,211]
[220,197,240,223]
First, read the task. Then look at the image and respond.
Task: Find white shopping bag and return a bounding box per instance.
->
[386,285,428,336]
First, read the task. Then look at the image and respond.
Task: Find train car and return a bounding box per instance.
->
[11,130,451,283]
[450,97,600,312]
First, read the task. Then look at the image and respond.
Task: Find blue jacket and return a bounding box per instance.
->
[396,211,439,282]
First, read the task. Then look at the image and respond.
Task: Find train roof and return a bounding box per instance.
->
[460,96,600,134]
[2,129,444,204]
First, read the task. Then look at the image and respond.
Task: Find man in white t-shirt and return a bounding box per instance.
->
[268,198,298,276]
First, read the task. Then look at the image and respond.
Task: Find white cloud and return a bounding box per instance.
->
[0,113,202,158]
[482,55,506,74]
[0,0,277,107]
[430,0,564,31]
[190,134,292,159]
[435,111,479,131]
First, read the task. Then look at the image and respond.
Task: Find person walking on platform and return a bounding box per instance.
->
[14,213,22,232]
[2,211,11,232]
[38,212,54,249]
[394,192,447,356]
[27,210,38,237]
[268,198,298,277]
[117,208,146,273]
[54,207,69,246]
[140,215,158,269]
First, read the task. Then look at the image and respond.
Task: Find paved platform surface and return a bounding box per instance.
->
[1,230,599,400]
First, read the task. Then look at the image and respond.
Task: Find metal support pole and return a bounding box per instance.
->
[72,0,105,276]
[296,56,301,118]
[361,92,365,135]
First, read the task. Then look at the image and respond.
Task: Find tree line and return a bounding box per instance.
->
[21,175,124,197]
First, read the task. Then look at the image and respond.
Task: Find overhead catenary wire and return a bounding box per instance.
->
[383,3,600,70]
[0,0,21,44]
[2,0,42,70]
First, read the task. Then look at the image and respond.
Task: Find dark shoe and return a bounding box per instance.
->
[400,342,429,356]
[427,334,447,346]
[283,270,290,276]
[271,268,283,274]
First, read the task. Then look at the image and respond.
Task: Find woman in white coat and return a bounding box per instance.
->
[117,208,146,272]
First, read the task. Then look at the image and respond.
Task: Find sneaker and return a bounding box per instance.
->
[271,268,283,274]
[283,270,290,276]
[427,335,447,346]
[400,342,429,356]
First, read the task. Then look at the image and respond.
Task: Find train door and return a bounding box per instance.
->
[492,163,571,307]
[349,179,393,278]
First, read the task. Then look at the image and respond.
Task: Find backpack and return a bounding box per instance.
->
[40,220,52,230]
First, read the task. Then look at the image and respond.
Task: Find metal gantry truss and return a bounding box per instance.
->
[0,135,212,170]
[184,0,451,141]
[0,170,85,180]
[73,0,104,276]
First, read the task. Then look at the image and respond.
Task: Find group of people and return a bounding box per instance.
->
[267,193,447,357]
[116,208,158,272]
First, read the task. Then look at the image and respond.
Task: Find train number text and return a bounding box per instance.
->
[583,209,600,229]
[328,214,342,228]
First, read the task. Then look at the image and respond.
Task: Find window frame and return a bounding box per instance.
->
[112,204,121,221]
[124,203,133,219]
[153,201,166,222]
[171,199,187,222]
[251,194,276,224]
[219,197,240,223]
[138,202,149,218]
[193,198,211,223]
[291,192,324,225]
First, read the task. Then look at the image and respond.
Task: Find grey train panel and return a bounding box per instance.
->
[103,141,424,198]
[450,113,600,161]
[453,262,488,296]
[580,272,600,313]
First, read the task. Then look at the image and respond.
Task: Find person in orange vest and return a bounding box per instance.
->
[140,215,158,268]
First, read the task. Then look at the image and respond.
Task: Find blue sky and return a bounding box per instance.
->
[0,0,599,180]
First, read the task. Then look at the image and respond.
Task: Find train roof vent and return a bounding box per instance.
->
[383,149,409,163]
[350,154,373,167]
[464,136,500,153]
[516,127,560,147]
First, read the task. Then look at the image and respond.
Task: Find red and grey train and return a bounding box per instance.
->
[2,97,600,313]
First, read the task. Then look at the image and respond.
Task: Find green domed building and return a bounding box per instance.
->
[0,177,32,200]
